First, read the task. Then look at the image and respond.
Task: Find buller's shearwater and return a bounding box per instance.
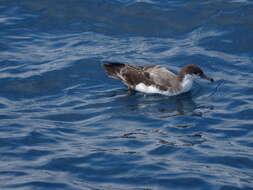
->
[103,62,214,96]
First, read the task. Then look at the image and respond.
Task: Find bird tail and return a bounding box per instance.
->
[102,62,125,80]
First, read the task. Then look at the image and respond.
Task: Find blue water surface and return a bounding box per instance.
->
[0,0,253,189]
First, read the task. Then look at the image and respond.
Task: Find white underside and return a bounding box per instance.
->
[134,74,194,96]
[135,83,176,96]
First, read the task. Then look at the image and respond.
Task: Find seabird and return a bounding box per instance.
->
[103,62,214,96]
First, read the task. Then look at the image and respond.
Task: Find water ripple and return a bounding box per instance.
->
[1,0,253,190]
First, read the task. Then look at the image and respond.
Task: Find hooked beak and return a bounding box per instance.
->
[201,73,214,82]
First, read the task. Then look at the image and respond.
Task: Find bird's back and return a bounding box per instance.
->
[103,62,179,91]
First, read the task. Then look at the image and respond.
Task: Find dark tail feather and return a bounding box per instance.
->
[102,62,125,79]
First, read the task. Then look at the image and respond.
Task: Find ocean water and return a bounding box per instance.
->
[0,0,253,189]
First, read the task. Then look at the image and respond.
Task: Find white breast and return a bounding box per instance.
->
[180,74,193,93]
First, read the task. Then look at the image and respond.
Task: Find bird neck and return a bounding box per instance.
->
[180,74,193,93]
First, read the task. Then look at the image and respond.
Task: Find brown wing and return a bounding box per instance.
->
[105,63,179,91]
[142,65,179,90]
[120,65,153,89]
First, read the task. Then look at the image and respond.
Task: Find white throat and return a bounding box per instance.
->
[181,74,194,93]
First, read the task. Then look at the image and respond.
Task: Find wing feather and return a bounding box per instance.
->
[108,64,179,91]
[143,66,179,89]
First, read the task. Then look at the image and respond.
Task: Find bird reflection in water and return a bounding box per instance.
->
[112,89,201,118]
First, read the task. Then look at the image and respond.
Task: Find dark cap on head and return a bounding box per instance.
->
[179,64,214,82]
